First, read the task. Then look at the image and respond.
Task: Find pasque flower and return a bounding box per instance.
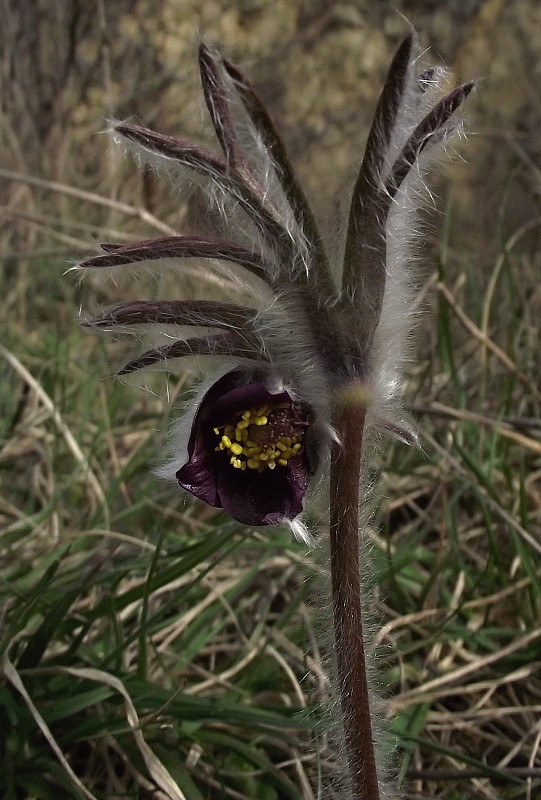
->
[175,367,313,526]
[80,37,471,539]
[79,35,472,799]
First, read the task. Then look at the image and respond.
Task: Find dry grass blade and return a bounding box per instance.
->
[20,664,189,800]
[421,429,541,556]
[0,204,135,242]
[393,662,541,710]
[62,666,189,800]
[437,281,540,401]
[414,401,541,455]
[0,342,108,522]
[0,167,177,236]
[1,212,98,250]
[69,529,157,551]
[185,640,263,695]
[3,653,100,800]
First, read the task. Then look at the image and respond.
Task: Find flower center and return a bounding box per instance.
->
[214,402,306,472]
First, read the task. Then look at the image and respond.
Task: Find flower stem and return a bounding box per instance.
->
[330,396,380,800]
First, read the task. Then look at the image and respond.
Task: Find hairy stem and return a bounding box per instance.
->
[330,396,380,800]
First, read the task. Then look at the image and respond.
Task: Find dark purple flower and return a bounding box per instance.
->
[176,370,313,526]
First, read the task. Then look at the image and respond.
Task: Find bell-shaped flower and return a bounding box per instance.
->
[174,367,314,526]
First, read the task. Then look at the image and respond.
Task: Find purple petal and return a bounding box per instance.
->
[217,453,307,525]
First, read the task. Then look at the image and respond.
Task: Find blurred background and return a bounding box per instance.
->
[4,0,541,256]
[1,2,540,800]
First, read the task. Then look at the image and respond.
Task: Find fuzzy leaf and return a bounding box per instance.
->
[115,123,227,180]
[353,35,413,200]
[118,332,265,375]
[115,123,297,265]
[199,44,243,169]
[223,54,336,302]
[341,36,414,343]
[341,39,472,356]
[386,81,474,198]
[85,300,256,329]
[79,235,270,282]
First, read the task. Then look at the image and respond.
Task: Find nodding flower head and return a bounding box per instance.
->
[78,36,472,539]
[176,368,315,526]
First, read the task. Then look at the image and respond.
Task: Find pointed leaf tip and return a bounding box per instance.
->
[198,41,241,169]
[387,79,475,199]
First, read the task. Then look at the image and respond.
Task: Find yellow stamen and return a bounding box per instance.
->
[213,401,306,473]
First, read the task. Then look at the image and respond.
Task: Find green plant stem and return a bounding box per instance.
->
[330,396,380,800]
